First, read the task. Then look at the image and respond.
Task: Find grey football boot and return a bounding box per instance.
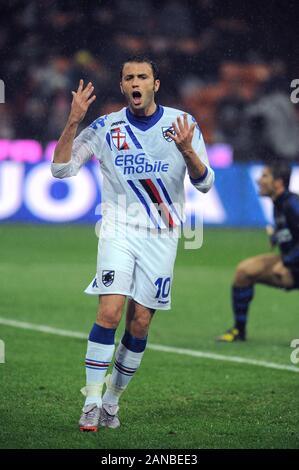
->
[99,403,120,429]
[79,403,101,432]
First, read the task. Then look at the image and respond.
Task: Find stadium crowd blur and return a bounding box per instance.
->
[1,0,299,162]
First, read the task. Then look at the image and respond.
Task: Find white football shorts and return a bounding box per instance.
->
[85,221,179,310]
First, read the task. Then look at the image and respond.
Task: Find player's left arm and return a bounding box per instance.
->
[167,113,214,193]
[282,197,299,268]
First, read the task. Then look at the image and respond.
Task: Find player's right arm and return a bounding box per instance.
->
[266,225,277,248]
[51,80,96,178]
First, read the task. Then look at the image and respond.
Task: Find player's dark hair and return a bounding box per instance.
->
[120,56,159,81]
[268,161,292,188]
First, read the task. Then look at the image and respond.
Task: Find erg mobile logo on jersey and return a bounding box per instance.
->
[115,153,169,175]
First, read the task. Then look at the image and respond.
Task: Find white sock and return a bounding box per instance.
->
[83,340,115,407]
[102,342,145,406]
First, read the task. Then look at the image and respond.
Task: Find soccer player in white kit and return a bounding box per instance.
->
[51,57,215,431]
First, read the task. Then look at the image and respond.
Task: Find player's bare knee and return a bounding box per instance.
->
[96,304,122,328]
[272,262,283,277]
[272,262,293,288]
[273,269,283,282]
[130,323,149,338]
[130,313,151,338]
[234,259,255,285]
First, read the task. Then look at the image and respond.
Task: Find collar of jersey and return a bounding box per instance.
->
[126,105,164,131]
[274,190,290,206]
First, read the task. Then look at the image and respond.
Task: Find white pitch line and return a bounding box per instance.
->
[0,318,87,339]
[0,316,298,374]
[148,344,299,374]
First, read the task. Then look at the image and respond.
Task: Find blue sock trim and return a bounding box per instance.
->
[121,329,147,353]
[88,323,116,345]
[235,314,248,323]
[232,285,254,327]
[232,286,254,304]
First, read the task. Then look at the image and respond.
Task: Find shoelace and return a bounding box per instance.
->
[85,407,99,419]
[103,407,117,421]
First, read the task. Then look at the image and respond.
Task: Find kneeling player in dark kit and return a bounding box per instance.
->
[217,161,299,342]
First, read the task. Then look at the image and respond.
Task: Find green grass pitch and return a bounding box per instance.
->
[0,224,298,449]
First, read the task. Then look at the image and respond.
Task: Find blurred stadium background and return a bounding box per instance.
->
[1,0,299,224]
[0,0,299,450]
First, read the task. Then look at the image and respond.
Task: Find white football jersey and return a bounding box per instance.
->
[51,105,214,229]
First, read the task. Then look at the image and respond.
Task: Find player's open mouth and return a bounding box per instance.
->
[132,91,142,105]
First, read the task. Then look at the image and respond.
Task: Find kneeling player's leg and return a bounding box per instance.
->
[218,254,280,341]
[82,294,126,409]
[234,254,283,335]
[264,260,295,289]
[102,299,155,408]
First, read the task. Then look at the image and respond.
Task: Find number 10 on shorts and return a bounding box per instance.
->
[155,277,171,299]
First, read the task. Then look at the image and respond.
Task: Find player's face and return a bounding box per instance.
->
[120,62,160,115]
[257,167,275,197]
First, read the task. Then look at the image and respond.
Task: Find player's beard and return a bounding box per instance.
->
[259,186,274,197]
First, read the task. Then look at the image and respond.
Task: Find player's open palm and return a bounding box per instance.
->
[168,113,196,154]
[70,79,96,124]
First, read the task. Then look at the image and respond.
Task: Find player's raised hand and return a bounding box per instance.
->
[69,79,96,124]
[167,113,196,155]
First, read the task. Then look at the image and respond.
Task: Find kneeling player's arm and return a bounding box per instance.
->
[266,225,277,248]
[283,198,299,267]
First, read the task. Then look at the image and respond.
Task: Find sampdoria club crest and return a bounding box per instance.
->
[162,126,175,142]
[102,270,115,287]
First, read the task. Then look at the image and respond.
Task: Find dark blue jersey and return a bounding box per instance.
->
[273,190,299,269]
